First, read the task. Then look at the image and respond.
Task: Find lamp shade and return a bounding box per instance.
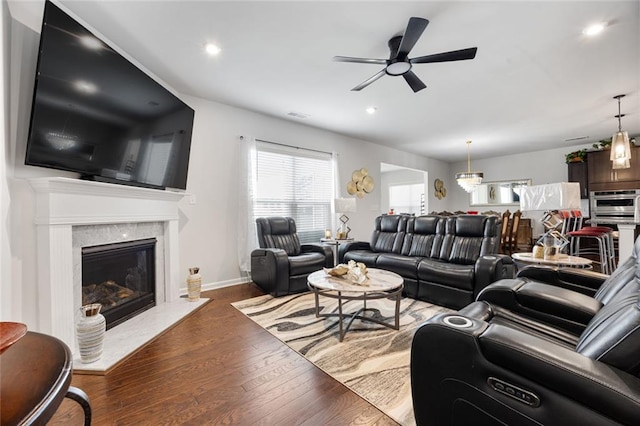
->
[335,197,356,213]
[611,130,631,169]
[519,182,581,212]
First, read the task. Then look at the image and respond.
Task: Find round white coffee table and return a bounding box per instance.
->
[307,268,404,342]
[512,252,593,268]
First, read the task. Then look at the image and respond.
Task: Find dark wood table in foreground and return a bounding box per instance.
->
[0,331,92,425]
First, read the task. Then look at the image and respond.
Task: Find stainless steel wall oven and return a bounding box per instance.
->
[590,190,640,225]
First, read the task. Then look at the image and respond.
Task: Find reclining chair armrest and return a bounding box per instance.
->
[477,279,602,334]
[301,244,334,267]
[480,323,640,425]
[473,254,515,297]
[250,248,289,295]
[517,265,607,296]
[338,241,371,263]
[412,315,640,426]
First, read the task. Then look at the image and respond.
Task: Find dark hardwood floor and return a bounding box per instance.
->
[50,284,399,425]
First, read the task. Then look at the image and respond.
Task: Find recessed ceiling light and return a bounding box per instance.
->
[582,22,606,36]
[73,80,98,94]
[80,35,102,50]
[366,107,377,114]
[204,43,221,55]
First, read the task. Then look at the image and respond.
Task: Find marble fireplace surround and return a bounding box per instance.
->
[30,177,207,373]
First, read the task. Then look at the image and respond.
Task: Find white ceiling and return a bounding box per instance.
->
[12,0,640,163]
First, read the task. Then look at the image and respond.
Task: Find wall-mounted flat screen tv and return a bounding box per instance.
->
[25,1,195,190]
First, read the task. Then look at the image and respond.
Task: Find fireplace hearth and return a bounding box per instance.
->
[82,238,157,329]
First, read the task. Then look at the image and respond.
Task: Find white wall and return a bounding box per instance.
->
[1,0,11,321]
[448,144,592,236]
[449,145,583,211]
[177,95,449,285]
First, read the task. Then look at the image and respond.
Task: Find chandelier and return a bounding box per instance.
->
[456,140,483,192]
[611,94,631,169]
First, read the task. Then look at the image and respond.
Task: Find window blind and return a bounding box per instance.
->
[255,141,333,244]
[389,183,424,216]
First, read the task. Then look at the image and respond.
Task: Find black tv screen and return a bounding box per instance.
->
[25,1,194,190]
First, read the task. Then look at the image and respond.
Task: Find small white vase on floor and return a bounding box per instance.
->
[76,303,106,364]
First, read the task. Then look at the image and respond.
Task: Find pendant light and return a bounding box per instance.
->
[611,94,631,170]
[456,140,484,192]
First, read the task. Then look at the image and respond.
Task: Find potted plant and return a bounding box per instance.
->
[592,138,612,150]
[565,149,587,163]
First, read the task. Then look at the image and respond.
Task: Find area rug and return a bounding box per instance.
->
[232,292,453,425]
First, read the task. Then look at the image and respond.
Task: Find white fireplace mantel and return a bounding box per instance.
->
[30,177,186,350]
[30,177,186,225]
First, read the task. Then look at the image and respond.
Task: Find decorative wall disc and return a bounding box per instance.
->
[347,167,374,198]
[434,178,447,199]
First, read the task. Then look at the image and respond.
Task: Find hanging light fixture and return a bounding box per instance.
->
[456,140,484,192]
[611,94,631,169]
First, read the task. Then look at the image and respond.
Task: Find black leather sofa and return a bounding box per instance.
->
[251,217,333,296]
[410,236,640,425]
[339,214,514,309]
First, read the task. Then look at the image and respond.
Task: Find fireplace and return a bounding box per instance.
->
[82,238,157,329]
[29,177,206,367]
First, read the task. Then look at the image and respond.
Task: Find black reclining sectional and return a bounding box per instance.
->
[339,214,514,309]
[411,236,640,425]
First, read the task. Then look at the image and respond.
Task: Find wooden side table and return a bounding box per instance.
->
[0,331,92,425]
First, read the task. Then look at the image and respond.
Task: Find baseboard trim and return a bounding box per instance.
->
[180,276,252,295]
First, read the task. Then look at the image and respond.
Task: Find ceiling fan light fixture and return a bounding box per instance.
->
[386,61,411,76]
[456,140,483,193]
[610,94,631,169]
[334,17,477,92]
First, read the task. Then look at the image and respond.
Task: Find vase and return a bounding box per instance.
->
[76,303,106,364]
[187,267,202,301]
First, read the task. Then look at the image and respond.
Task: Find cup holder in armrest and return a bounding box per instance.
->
[443,315,474,329]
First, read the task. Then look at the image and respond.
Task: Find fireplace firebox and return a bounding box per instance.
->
[82,238,156,330]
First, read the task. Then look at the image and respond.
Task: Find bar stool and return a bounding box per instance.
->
[559,210,584,235]
[567,226,616,274]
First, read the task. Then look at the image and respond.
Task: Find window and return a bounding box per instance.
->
[389,183,424,215]
[255,142,333,243]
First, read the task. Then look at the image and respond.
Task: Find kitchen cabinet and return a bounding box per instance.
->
[587,145,640,191]
[567,161,589,198]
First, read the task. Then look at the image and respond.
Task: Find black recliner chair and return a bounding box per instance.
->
[250,217,333,296]
[410,236,640,425]
[463,238,640,339]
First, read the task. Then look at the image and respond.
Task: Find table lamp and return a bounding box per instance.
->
[519,182,581,257]
[335,197,356,239]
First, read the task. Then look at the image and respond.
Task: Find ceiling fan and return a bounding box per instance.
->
[333,17,478,93]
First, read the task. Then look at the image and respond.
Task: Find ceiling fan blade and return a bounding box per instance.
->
[351,68,387,91]
[333,56,387,65]
[396,17,429,60]
[403,71,426,93]
[410,47,478,64]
